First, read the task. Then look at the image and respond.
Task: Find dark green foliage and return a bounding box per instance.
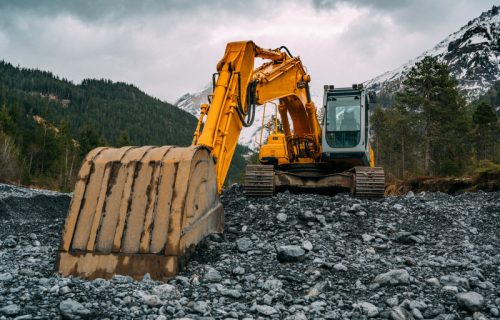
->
[77,123,106,158]
[372,56,475,178]
[117,129,131,147]
[225,144,252,186]
[472,102,498,161]
[0,60,249,189]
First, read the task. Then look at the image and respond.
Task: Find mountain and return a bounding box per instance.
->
[366,5,500,101]
[0,60,198,147]
[174,84,277,151]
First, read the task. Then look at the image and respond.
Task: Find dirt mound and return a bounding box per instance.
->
[385,171,500,196]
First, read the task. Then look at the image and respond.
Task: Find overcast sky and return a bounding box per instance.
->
[0,0,497,104]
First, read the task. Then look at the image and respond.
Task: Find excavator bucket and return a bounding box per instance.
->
[55,145,223,281]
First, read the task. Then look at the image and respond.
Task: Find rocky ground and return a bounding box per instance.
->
[0,183,499,319]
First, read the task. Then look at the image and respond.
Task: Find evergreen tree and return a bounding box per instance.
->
[117,130,131,147]
[472,102,498,161]
[78,123,106,157]
[396,56,470,176]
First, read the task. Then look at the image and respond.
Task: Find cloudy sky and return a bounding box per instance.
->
[0,0,497,104]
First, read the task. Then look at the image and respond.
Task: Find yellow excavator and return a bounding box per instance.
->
[56,41,384,281]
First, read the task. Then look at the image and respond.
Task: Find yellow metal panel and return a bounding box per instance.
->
[60,147,106,251]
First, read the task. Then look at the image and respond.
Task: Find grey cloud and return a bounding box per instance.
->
[0,0,270,23]
[313,0,498,32]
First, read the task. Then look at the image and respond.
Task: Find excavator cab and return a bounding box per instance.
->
[321,85,374,168]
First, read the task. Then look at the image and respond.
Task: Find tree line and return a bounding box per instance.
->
[371,56,499,180]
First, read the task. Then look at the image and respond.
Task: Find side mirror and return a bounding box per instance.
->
[368,91,377,104]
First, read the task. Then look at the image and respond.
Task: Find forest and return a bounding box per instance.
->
[371,56,499,181]
[0,60,249,190]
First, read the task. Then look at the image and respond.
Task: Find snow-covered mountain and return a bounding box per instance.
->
[174,84,277,151]
[366,5,500,101]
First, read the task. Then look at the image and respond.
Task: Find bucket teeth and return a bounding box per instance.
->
[56,146,224,281]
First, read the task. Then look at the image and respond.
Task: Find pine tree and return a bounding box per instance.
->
[473,102,498,161]
[397,56,470,176]
[78,123,106,158]
[117,130,131,147]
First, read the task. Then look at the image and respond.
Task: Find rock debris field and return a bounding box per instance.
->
[0,183,499,320]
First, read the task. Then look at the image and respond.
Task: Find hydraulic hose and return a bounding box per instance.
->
[236,80,257,127]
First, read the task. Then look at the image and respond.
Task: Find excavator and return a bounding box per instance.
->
[56,41,384,281]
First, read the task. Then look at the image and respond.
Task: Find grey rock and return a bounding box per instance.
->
[362,234,374,242]
[173,275,190,286]
[3,237,16,247]
[404,256,416,266]
[440,275,469,289]
[232,266,245,275]
[28,233,37,240]
[393,204,404,211]
[192,301,209,314]
[219,287,241,299]
[59,299,91,319]
[255,305,277,315]
[276,213,288,222]
[386,296,399,307]
[356,210,367,217]
[111,275,133,284]
[263,278,283,291]
[302,240,313,251]
[426,277,441,287]
[140,294,162,306]
[456,292,484,312]
[358,302,379,318]
[349,204,362,212]
[204,266,222,283]
[490,307,499,317]
[473,312,488,320]
[263,293,273,305]
[334,263,348,271]
[395,232,424,244]
[277,245,306,262]
[236,237,253,253]
[412,308,423,319]
[298,210,316,221]
[373,269,410,286]
[0,304,20,316]
[152,284,180,299]
[288,312,307,320]
[391,306,415,320]
[441,285,459,293]
[0,272,13,282]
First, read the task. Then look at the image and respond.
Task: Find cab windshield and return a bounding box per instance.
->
[325,95,361,148]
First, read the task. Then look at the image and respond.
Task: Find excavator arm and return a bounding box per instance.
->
[55,41,320,280]
[193,41,322,192]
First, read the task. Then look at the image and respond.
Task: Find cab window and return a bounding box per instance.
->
[325,95,361,148]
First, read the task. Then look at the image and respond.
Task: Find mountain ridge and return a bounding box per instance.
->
[365,5,500,101]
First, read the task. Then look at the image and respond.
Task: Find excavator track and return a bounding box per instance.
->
[244,165,275,196]
[353,166,385,198]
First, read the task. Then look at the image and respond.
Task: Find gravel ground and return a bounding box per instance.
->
[0,183,499,319]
